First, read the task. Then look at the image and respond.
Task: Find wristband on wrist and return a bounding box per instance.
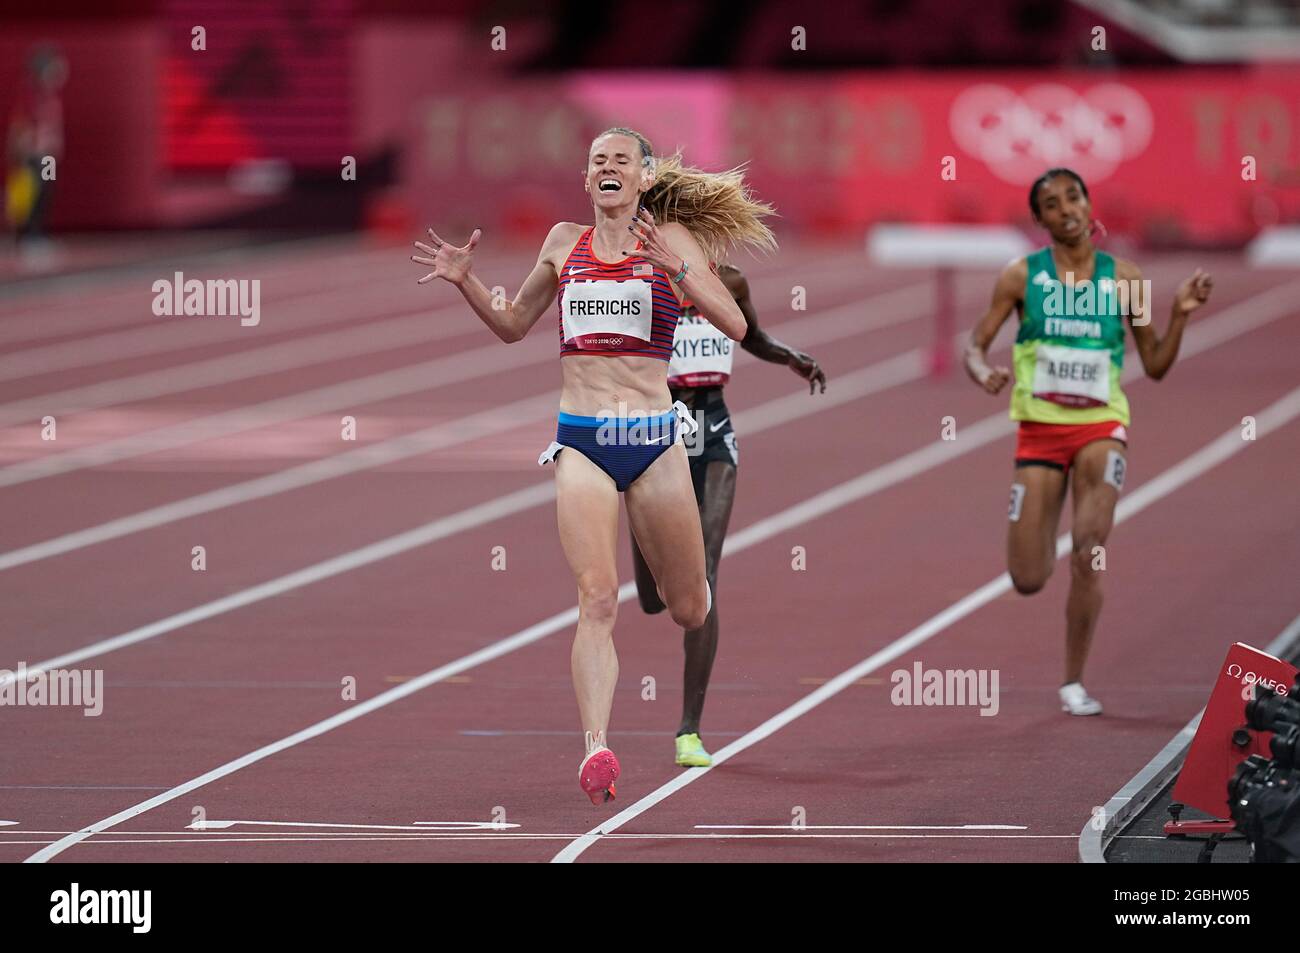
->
[671,259,689,284]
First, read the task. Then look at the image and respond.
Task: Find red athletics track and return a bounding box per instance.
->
[0,240,1296,862]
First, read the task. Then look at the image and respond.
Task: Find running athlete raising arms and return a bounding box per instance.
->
[964,168,1212,716]
[411,128,775,801]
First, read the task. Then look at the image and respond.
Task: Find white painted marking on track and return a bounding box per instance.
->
[189,819,516,831]
[0,261,1230,578]
[0,277,929,493]
[694,823,1026,830]
[548,382,1300,862]
[1,482,557,688]
[0,263,456,384]
[0,291,971,674]
[25,383,1300,864]
[0,323,922,573]
[0,310,473,429]
[6,832,1088,849]
[0,239,398,343]
[0,337,552,488]
[19,289,1299,862]
[0,255,891,413]
[0,820,16,827]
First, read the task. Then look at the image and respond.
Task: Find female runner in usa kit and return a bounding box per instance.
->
[411,128,775,802]
[629,248,826,768]
[963,167,1212,715]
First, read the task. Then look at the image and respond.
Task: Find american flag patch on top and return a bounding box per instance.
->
[632,263,653,277]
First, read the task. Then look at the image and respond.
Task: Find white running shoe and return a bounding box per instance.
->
[1059,682,1103,716]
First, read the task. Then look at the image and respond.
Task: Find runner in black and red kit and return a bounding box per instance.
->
[631,263,826,767]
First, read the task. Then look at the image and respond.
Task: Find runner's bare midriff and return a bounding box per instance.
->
[559,353,674,417]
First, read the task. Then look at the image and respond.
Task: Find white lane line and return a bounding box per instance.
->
[0,289,461,388]
[0,333,936,678]
[190,819,512,831]
[0,261,1205,567]
[0,242,406,347]
[17,288,1298,862]
[2,481,559,689]
[0,338,545,487]
[0,246,868,386]
[0,279,930,488]
[0,276,1286,679]
[9,833,1090,847]
[23,381,1300,865]
[694,824,1025,830]
[0,309,474,429]
[549,383,1300,863]
[0,270,919,431]
[0,282,947,571]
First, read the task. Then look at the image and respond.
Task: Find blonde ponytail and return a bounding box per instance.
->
[591,127,778,262]
[642,151,778,262]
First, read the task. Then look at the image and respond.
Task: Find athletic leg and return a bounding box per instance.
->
[630,533,666,614]
[1007,464,1068,595]
[623,442,710,632]
[554,448,622,744]
[679,460,736,737]
[1064,439,1125,686]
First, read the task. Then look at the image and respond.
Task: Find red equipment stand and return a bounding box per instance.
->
[1165,643,1297,849]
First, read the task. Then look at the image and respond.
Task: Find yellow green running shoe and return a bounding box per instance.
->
[675,732,712,767]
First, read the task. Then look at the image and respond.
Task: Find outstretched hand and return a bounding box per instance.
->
[625,207,683,275]
[411,227,481,286]
[1173,268,1213,317]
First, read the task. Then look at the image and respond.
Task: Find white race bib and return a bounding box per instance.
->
[667,315,734,387]
[562,279,653,350]
[1032,343,1111,407]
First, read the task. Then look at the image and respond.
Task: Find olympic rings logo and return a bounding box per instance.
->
[1226,663,1290,696]
[949,83,1153,185]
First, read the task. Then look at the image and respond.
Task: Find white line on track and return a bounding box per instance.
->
[0,308,475,428]
[0,242,406,347]
[16,280,1299,862]
[0,279,931,488]
[0,247,871,387]
[0,297,1034,676]
[0,262,1213,569]
[0,280,1285,658]
[9,833,1090,848]
[191,819,512,831]
[0,269,917,431]
[548,382,1300,862]
[21,363,1300,863]
[694,824,1025,830]
[0,282,949,570]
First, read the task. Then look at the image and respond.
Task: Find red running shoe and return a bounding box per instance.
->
[578,730,620,805]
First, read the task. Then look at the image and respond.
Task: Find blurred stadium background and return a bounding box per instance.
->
[2,0,1298,273]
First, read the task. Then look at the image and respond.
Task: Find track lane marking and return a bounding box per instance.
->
[549,382,1300,862]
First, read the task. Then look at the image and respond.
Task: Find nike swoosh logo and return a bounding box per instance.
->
[645,432,672,444]
[568,267,595,276]
[709,417,729,433]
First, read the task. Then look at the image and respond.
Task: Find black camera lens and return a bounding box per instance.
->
[1245,686,1300,732]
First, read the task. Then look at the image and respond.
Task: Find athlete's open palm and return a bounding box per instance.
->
[412,227,480,285]
[1173,268,1213,316]
[626,207,680,273]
